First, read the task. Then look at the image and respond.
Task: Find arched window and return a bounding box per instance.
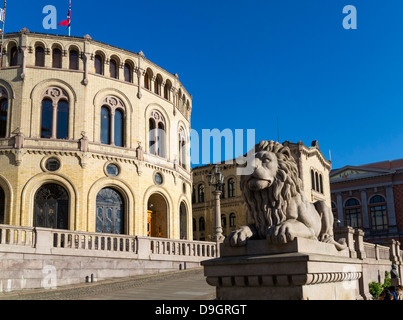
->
[35,46,45,67]
[369,195,388,231]
[69,49,79,70]
[179,127,186,168]
[164,80,172,101]
[40,87,70,139]
[94,54,103,75]
[100,96,126,147]
[109,59,118,79]
[0,95,8,138]
[144,68,153,90]
[9,46,18,66]
[199,217,205,231]
[96,187,124,234]
[34,183,69,230]
[344,198,362,229]
[100,106,111,144]
[52,48,62,68]
[229,213,236,227]
[192,218,196,232]
[155,75,162,95]
[315,172,319,192]
[198,184,205,203]
[148,110,166,157]
[228,178,235,198]
[124,63,132,83]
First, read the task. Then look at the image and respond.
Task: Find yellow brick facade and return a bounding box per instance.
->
[0,29,193,239]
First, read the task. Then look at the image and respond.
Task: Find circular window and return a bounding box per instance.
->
[45,158,61,172]
[106,163,120,177]
[155,173,163,185]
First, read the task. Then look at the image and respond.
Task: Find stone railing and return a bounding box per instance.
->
[0,224,35,248]
[0,224,217,262]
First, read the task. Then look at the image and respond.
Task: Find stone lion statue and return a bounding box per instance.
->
[225,140,346,251]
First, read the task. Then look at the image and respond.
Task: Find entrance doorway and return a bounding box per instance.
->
[147,193,168,237]
[34,183,69,229]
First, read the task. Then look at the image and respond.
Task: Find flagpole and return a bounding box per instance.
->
[69,0,71,36]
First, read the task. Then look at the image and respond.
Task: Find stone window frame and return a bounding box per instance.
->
[197,183,205,203]
[368,194,388,231]
[100,95,127,147]
[227,178,236,198]
[40,155,63,173]
[229,213,236,228]
[344,197,362,229]
[40,87,70,140]
[310,168,324,194]
[148,109,167,158]
[178,126,187,169]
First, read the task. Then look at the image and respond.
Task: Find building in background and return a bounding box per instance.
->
[0,29,193,239]
[191,140,331,241]
[330,159,403,246]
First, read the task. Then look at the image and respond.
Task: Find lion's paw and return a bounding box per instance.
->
[267,222,295,245]
[224,225,254,247]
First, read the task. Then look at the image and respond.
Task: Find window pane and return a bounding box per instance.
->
[35,47,45,67]
[41,99,53,138]
[110,60,117,78]
[95,55,103,74]
[56,100,69,139]
[124,64,131,82]
[100,107,110,144]
[370,195,386,204]
[10,47,18,66]
[0,99,7,138]
[149,118,156,151]
[114,109,124,147]
[144,73,150,89]
[69,50,79,70]
[157,123,165,157]
[52,48,62,68]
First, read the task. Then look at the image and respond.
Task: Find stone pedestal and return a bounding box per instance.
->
[202,238,367,300]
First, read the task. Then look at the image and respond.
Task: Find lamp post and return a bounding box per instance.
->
[207,165,225,242]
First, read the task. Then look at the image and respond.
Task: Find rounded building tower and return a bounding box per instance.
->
[0,29,193,239]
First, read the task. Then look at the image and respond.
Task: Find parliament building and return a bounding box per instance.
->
[0,28,193,239]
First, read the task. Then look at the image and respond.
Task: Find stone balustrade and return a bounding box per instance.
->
[0,224,216,260]
[0,224,217,293]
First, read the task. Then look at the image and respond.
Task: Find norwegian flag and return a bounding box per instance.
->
[58,0,71,28]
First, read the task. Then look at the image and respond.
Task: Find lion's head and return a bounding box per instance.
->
[240,141,302,239]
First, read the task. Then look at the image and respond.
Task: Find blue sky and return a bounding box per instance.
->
[4,0,403,169]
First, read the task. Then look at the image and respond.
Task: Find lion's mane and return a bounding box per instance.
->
[240,141,302,239]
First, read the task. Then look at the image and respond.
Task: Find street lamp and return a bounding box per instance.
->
[207,165,225,242]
